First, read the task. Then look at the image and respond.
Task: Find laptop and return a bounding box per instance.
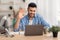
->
[25,25,44,36]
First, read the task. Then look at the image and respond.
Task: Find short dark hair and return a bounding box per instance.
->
[28,3,37,8]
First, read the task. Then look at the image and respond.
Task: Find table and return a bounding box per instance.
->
[0,32,60,40]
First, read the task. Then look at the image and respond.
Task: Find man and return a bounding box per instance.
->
[14,3,50,32]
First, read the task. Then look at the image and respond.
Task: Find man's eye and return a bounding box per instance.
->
[30,10,32,11]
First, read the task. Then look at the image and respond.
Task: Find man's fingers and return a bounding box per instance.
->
[19,8,25,14]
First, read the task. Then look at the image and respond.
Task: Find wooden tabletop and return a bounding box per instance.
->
[0,32,60,40]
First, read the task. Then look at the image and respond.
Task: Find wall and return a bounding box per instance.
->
[0,0,25,15]
[0,0,59,26]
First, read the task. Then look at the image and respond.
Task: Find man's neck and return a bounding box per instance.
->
[29,18,33,20]
[28,14,34,20]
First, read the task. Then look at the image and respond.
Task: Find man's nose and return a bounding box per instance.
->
[31,12,34,14]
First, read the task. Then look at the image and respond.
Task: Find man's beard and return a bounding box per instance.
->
[28,13,35,19]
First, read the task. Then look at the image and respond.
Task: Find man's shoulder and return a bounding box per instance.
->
[35,13,43,18]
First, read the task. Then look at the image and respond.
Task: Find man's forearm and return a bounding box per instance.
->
[14,19,20,29]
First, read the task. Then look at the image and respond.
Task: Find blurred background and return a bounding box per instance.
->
[0,0,60,26]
